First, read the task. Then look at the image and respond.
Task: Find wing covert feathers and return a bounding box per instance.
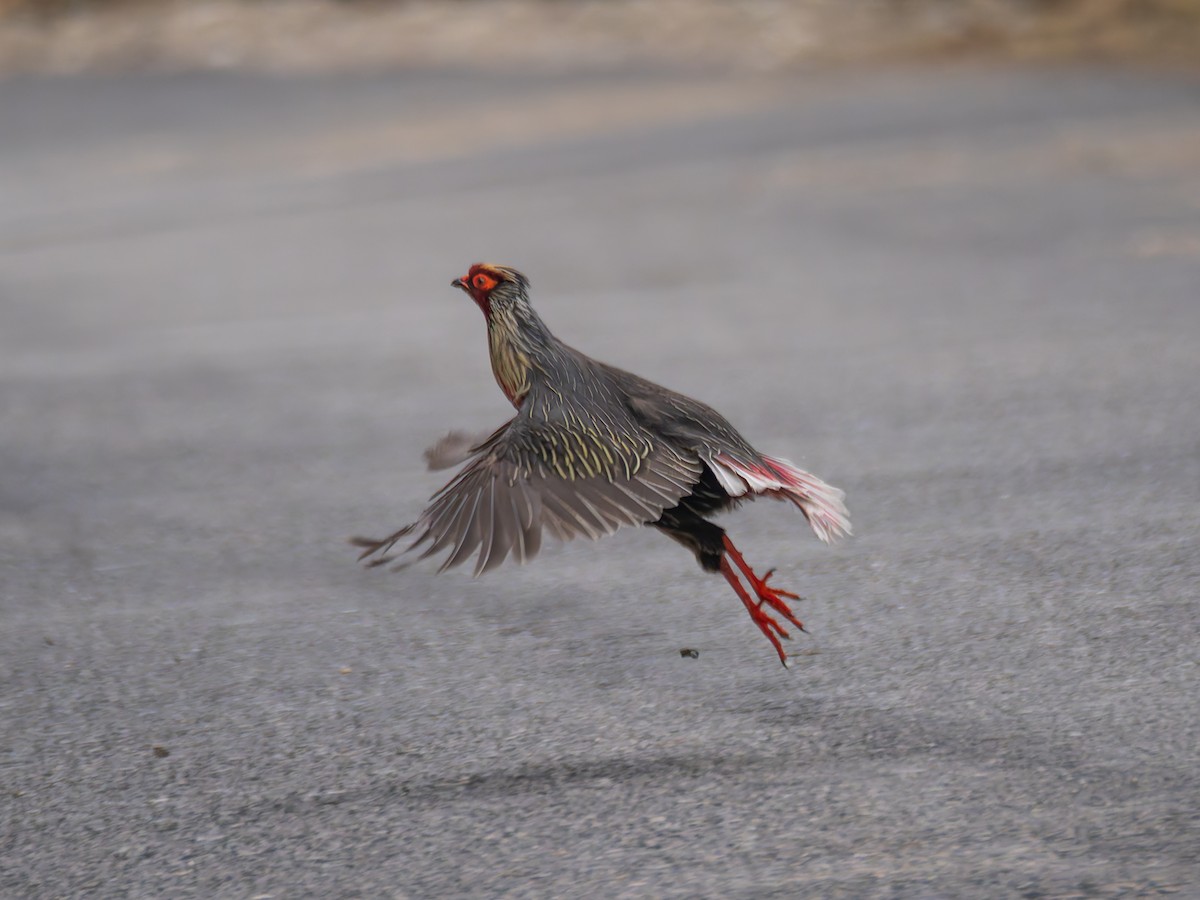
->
[356,421,702,577]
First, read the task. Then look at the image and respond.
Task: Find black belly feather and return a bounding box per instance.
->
[651,464,738,572]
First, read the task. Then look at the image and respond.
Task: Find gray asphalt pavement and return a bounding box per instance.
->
[2,66,1198,898]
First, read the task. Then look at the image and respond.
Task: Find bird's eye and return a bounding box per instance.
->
[472,273,498,292]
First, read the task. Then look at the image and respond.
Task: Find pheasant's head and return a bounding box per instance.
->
[452,263,530,320]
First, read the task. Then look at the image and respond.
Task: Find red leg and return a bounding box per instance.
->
[720,535,805,667]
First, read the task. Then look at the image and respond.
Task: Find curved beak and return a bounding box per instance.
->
[451,277,466,290]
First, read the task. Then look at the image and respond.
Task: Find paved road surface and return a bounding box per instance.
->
[2,66,1198,897]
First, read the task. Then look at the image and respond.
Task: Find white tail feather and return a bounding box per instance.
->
[710,453,851,544]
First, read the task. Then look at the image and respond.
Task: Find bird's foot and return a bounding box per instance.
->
[720,536,805,667]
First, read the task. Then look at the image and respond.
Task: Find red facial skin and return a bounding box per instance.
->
[452,264,501,318]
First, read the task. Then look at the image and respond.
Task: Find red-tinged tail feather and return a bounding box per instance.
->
[711,453,851,544]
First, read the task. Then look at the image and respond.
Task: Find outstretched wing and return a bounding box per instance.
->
[354,396,702,577]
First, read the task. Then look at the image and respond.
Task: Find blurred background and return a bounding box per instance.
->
[2,0,1200,72]
[3,2,1199,898]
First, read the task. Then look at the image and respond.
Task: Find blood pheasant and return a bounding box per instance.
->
[354,264,850,666]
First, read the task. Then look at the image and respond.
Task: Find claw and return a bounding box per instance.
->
[720,535,807,666]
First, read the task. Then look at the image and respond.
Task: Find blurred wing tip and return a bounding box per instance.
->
[423,429,494,471]
[350,522,418,563]
[349,535,388,561]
